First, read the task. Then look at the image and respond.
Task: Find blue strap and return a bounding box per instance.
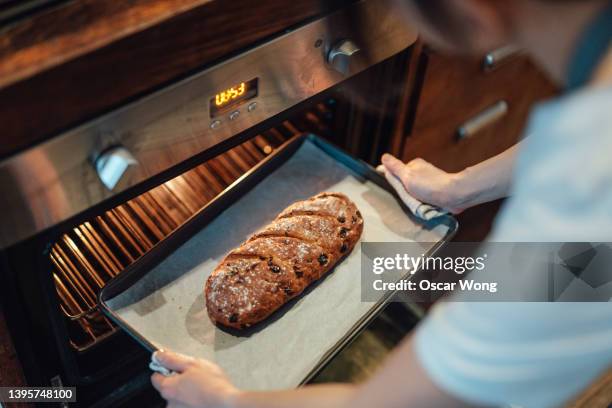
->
[566,1,612,90]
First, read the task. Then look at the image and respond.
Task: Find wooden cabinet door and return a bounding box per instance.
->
[401,49,557,173]
[395,47,557,240]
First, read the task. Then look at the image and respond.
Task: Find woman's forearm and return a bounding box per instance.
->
[451,143,520,209]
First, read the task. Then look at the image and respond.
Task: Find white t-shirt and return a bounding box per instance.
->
[414,84,612,408]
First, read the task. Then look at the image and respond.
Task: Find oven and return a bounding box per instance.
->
[0,1,420,406]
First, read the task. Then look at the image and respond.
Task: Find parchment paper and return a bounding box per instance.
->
[106,139,451,390]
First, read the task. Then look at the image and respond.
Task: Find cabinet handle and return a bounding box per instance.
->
[456,100,508,140]
[483,45,521,71]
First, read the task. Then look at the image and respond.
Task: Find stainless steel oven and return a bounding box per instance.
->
[0,1,420,406]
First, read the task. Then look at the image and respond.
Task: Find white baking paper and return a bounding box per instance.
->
[105,139,452,390]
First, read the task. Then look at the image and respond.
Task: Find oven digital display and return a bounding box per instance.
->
[210,78,258,118]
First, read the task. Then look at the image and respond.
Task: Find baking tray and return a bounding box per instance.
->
[99,134,457,390]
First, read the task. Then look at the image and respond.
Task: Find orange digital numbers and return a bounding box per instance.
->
[210,78,258,118]
[215,82,246,107]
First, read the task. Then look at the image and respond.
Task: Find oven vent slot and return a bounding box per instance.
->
[49,120,307,352]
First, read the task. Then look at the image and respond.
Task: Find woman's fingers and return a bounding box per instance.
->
[150,348,239,408]
[380,153,464,212]
[151,372,178,391]
[151,373,168,393]
[381,154,406,177]
[153,350,195,372]
[382,154,416,188]
[152,373,181,400]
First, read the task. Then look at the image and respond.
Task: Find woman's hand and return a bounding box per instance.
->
[381,154,466,214]
[151,350,240,408]
[380,144,520,214]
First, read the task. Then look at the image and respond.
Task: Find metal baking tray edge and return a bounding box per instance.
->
[98,133,458,385]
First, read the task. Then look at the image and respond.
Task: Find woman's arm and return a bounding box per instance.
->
[380,143,521,214]
[151,336,472,408]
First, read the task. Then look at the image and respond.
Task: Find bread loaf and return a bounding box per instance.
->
[205,192,363,329]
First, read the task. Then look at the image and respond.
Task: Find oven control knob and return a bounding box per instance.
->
[327,39,361,75]
[94,146,138,191]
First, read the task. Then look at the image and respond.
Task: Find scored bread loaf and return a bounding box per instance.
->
[205,192,364,329]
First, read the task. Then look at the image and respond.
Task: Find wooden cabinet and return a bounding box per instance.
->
[400,48,557,173]
[392,46,558,240]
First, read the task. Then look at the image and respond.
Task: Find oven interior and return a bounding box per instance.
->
[0,51,421,407]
